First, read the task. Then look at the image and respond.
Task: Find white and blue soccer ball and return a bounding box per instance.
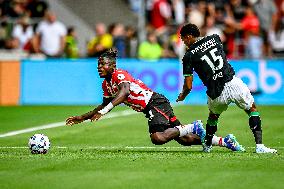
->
[28,134,51,154]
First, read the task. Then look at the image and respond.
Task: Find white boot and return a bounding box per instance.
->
[256,144,277,153]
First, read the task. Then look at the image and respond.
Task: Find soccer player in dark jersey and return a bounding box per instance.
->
[177,23,277,153]
[66,49,244,151]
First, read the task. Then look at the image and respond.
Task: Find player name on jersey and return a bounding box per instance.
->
[183,34,235,100]
[191,38,217,55]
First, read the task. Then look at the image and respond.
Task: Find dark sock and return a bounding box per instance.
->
[253,130,262,144]
[205,124,217,146]
[249,113,262,144]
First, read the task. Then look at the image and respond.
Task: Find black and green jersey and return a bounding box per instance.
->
[182,34,235,100]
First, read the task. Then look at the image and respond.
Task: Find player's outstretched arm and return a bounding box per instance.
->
[66,116,84,126]
[176,76,193,102]
[91,82,130,122]
[66,104,105,126]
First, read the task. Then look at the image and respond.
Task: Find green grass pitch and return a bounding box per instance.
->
[0,105,283,189]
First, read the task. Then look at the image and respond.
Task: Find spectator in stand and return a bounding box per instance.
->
[226,0,247,22]
[149,0,172,41]
[203,15,226,42]
[163,25,178,58]
[241,6,263,58]
[241,5,262,59]
[212,0,228,11]
[215,6,228,27]
[7,0,26,18]
[138,31,162,60]
[171,0,185,25]
[0,21,10,48]
[87,22,113,57]
[169,26,185,60]
[0,0,11,17]
[145,0,154,23]
[225,0,248,58]
[125,25,138,58]
[65,26,79,59]
[187,0,207,29]
[214,6,234,57]
[268,3,284,57]
[239,5,262,59]
[27,0,48,18]
[253,0,278,57]
[11,15,33,51]
[34,10,66,57]
[150,0,171,31]
[139,30,176,60]
[226,5,263,59]
[109,23,126,58]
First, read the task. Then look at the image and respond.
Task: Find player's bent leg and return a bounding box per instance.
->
[175,133,201,146]
[150,122,198,145]
[150,128,180,145]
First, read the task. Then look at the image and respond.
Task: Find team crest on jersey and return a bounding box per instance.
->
[117,74,125,80]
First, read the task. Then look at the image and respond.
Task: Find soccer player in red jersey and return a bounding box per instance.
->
[66,49,244,151]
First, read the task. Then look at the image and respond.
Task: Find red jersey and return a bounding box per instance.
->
[241,15,260,35]
[102,69,153,112]
[150,0,170,29]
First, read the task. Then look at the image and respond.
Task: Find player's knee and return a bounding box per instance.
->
[150,133,166,145]
[249,112,262,131]
[207,114,219,127]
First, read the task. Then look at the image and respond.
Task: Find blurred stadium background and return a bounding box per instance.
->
[0,1,284,189]
[0,0,283,106]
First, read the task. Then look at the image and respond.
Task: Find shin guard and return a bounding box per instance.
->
[205,114,219,146]
[249,112,262,144]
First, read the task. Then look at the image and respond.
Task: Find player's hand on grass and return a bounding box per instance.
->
[91,112,103,122]
[176,93,186,102]
[66,116,84,126]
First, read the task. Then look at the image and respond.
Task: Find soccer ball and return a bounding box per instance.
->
[28,134,51,154]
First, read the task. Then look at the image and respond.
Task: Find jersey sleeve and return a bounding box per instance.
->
[182,52,193,76]
[112,70,133,85]
[102,80,111,98]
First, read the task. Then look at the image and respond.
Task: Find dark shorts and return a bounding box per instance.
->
[143,93,181,134]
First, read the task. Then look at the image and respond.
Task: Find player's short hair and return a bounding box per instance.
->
[99,49,118,64]
[180,23,200,38]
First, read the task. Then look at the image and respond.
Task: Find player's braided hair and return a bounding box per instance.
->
[99,49,118,64]
[180,23,200,38]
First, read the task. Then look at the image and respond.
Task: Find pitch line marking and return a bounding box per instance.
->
[0,146,283,149]
[0,105,183,138]
[0,146,67,149]
[0,110,137,138]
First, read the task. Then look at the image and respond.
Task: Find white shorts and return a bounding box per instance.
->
[208,76,254,114]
